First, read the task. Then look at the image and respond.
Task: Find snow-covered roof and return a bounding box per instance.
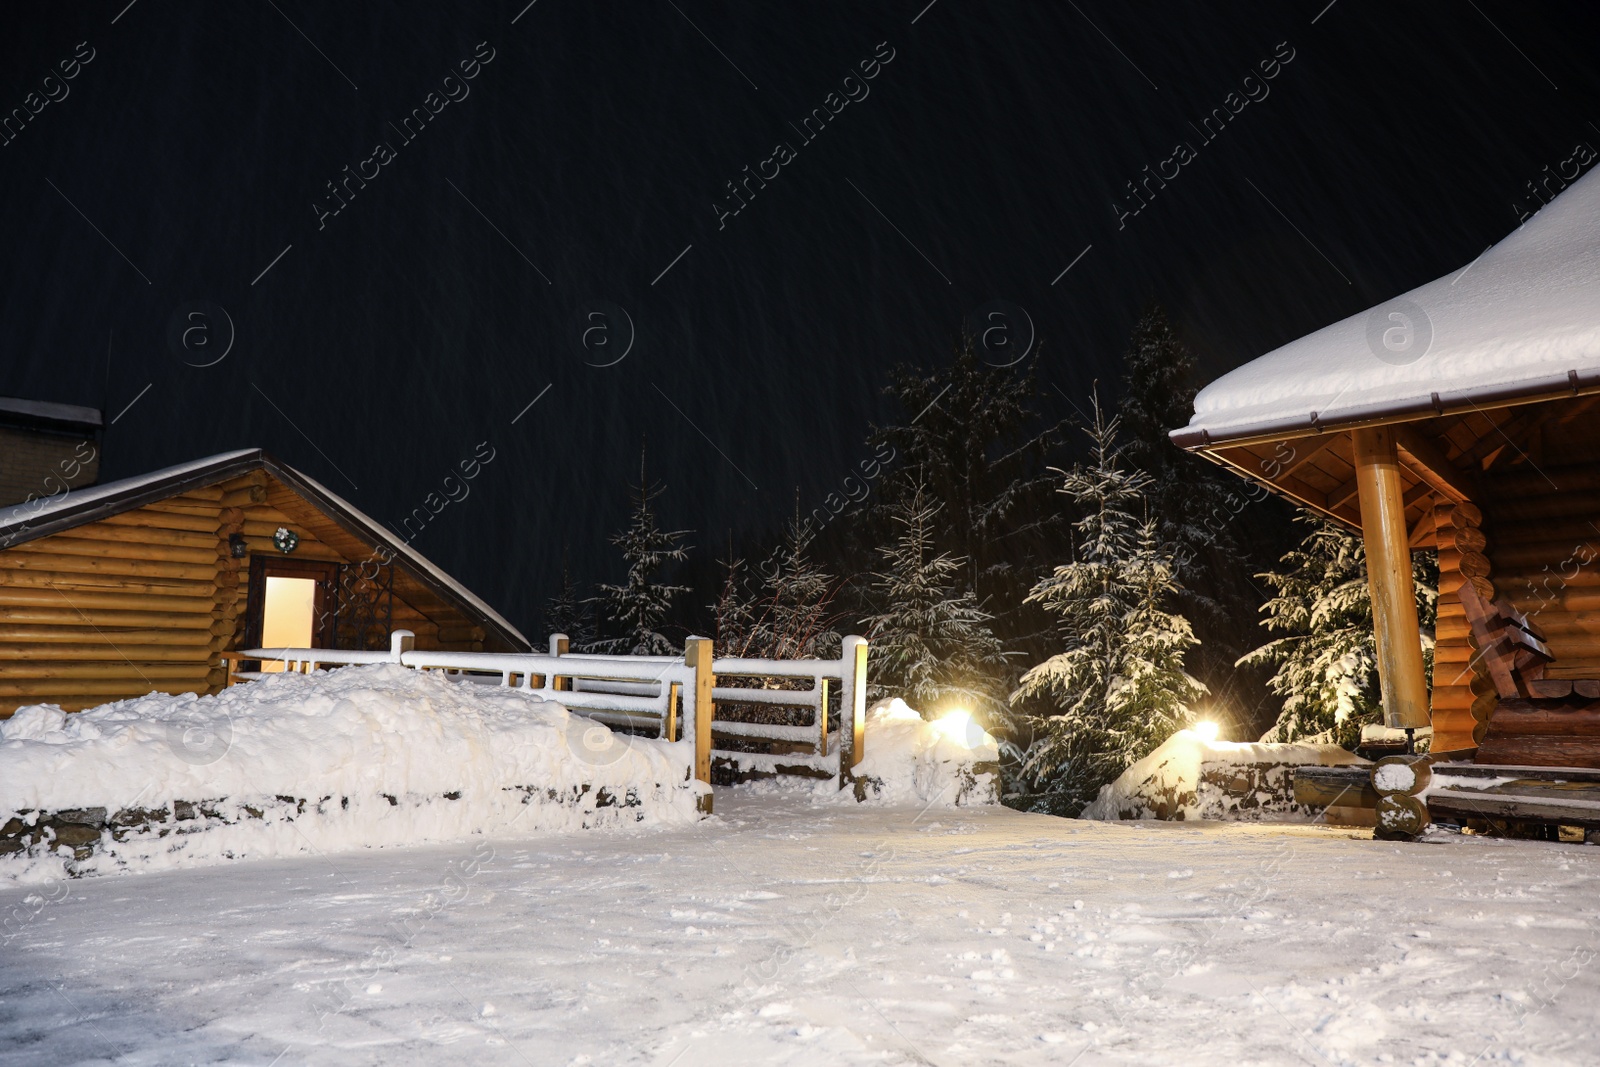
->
[1173,167,1600,447]
[0,449,530,650]
[281,463,532,651]
[0,449,260,533]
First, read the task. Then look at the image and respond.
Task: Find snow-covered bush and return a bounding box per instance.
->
[843,699,999,807]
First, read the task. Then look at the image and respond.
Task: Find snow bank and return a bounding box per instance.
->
[844,699,999,807]
[0,664,702,882]
[1082,728,1365,822]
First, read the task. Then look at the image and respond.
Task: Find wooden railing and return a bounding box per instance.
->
[224,632,870,809]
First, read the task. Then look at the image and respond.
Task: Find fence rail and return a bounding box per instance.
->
[223,631,868,812]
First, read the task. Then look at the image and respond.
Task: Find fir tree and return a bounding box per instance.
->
[1119,306,1226,576]
[542,554,596,650]
[1119,306,1201,481]
[861,480,1013,735]
[1011,396,1205,815]
[589,453,691,656]
[711,535,760,658]
[866,332,1066,656]
[1241,515,1437,748]
[715,508,843,662]
[756,503,842,662]
[1116,305,1280,728]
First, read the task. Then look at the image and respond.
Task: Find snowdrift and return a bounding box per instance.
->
[845,699,999,807]
[1082,728,1366,822]
[0,664,702,882]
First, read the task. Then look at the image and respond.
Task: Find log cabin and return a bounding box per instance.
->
[1173,167,1600,832]
[0,449,529,718]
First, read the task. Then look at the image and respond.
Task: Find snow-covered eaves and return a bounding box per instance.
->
[1172,167,1600,449]
[0,449,530,652]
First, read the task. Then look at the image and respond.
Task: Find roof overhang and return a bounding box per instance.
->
[1172,167,1600,455]
[1172,365,1600,451]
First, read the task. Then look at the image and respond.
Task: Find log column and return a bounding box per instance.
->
[1352,427,1431,730]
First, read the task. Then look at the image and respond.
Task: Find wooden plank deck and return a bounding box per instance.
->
[1293,762,1600,830]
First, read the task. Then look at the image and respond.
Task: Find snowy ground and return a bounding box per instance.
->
[3,791,1598,1067]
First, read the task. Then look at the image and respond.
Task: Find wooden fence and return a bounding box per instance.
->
[224,632,870,813]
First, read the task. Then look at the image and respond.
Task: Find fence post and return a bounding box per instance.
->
[685,636,714,815]
[550,633,570,691]
[390,629,415,663]
[816,677,831,757]
[838,636,868,787]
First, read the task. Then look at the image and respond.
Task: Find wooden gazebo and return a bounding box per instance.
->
[1173,169,1600,833]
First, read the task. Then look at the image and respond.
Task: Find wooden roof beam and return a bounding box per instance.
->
[1392,424,1480,504]
[1205,443,1362,531]
[1463,409,1540,469]
[1407,505,1438,549]
[1329,477,1361,513]
[1272,434,1340,481]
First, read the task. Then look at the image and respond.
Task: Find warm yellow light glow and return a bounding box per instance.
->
[1192,720,1221,742]
[261,576,315,672]
[933,707,989,749]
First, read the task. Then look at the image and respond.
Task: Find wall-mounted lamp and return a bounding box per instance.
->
[228,532,248,559]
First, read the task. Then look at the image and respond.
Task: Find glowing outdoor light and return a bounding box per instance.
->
[1192,720,1221,742]
[933,707,991,749]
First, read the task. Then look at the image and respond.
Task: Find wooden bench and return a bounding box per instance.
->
[1458,580,1600,767]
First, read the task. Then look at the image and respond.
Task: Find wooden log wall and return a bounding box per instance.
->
[1431,501,1493,753]
[0,485,225,716]
[1489,462,1600,681]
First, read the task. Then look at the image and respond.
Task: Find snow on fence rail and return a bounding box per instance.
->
[223,632,870,811]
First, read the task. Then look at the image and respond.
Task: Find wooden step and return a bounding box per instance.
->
[1429,776,1600,828]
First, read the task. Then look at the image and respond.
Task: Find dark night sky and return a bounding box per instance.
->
[2,1,1596,635]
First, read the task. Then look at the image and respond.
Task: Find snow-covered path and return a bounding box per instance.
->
[3,792,1598,1067]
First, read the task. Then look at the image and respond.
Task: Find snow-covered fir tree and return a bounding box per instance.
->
[1011,397,1205,815]
[588,455,691,656]
[867,333,1066,651]
[861,480,1012,735]
[711,536,760,657]
[1240,515,1436,748]
[542,556,596,650]
[1116,306,1267,714]
[713,508,841,662]
[757,504,842,661]
[1119,307,1200,482]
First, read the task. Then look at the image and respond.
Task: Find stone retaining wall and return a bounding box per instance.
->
[2,784,648,874]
